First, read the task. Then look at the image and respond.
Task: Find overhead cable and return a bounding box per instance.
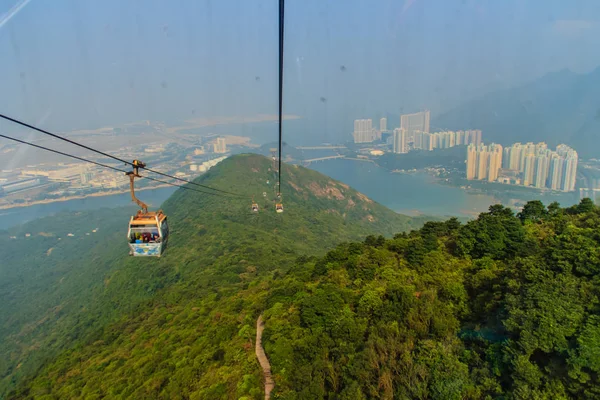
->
[277,0,285,194]
[0,133,226,197]
[0,113,242,197]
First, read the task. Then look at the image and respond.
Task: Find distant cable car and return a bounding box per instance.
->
[275,192,283,213]
[252,202,259,212]
[126,160,169,257]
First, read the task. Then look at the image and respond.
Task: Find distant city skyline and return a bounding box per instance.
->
[2,0,600,142]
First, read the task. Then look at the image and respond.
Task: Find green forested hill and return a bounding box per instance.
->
[1,154,427,398]
[7,155,598,399]
[262,199,600,399]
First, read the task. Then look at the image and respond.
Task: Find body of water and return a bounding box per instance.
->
[0,187,177,230]
[309,159,498,218]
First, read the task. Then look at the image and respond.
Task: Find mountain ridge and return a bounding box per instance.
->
[435,67,600,157]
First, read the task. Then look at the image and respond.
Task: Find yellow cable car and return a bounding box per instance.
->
[252,202,259,212]
[126,160,169,257]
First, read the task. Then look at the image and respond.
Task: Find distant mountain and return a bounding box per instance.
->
[435,67,600,158]
[0,154,427,397]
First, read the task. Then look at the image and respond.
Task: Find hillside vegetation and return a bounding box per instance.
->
[262,199,600,399]
[11,192,600,399]
[5,154,599,399]
[1,154,426,398]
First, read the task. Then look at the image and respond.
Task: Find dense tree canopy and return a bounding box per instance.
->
[263,200,600,399]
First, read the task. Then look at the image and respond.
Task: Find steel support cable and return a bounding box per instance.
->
[277,0,285,195]
[0,133,226,197]
[0,113,243,197]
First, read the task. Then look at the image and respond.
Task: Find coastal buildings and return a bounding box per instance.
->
[400,111,430,142]
[380,117,387,132]
[465,143,503,182]
[393,128,407,154]
[353,119,376,143]
[466,141,578,192]
[411,130,482,151]
[213,137,227,154]
[350,112,480,154]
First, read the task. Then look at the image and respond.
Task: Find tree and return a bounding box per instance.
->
[577,198,595,214]
[518,200,548,223]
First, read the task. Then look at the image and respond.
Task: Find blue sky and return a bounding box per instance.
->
[1,0,600,139]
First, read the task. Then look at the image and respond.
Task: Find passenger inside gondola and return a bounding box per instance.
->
[130,228,160,243]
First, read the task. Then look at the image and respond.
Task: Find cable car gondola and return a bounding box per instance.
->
[251,200,259,212]
[126,160,169,257]
[275,192,283,213]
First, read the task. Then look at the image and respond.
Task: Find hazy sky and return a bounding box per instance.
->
[1,0,600,138]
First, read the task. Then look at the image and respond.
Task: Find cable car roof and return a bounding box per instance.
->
[130,211,167,225]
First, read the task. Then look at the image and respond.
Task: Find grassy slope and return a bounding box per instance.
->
[2,154,426,399]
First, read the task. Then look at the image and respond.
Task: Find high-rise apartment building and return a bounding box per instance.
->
[562,153,578,192]
[448,131,456,148]
[556,144,571,157]
[474,130,482,146]
[502,148,511,170]
[213,137,227,153]
[400,110,430,142]
[487,144,503,182]
[466,143,505,182]
[464,131,472,145]
[535,142,548,154]
[464,130,482,146]
[413,131,424,150]
[393,128,407,154]
[533,154,549,188]
[508,143,522,171]
[466,144,477,180]
[522,153,536,186]
[422,132,434,151]
[380,117,387,132]
[353,119,374,143]
[548,156,564,190]
[476,145,489,180]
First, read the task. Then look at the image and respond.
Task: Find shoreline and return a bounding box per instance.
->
[0,184,174,211]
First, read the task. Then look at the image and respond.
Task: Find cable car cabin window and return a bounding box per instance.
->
[129,226,161,243]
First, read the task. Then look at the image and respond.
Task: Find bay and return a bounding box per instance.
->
[309,159,498,218]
